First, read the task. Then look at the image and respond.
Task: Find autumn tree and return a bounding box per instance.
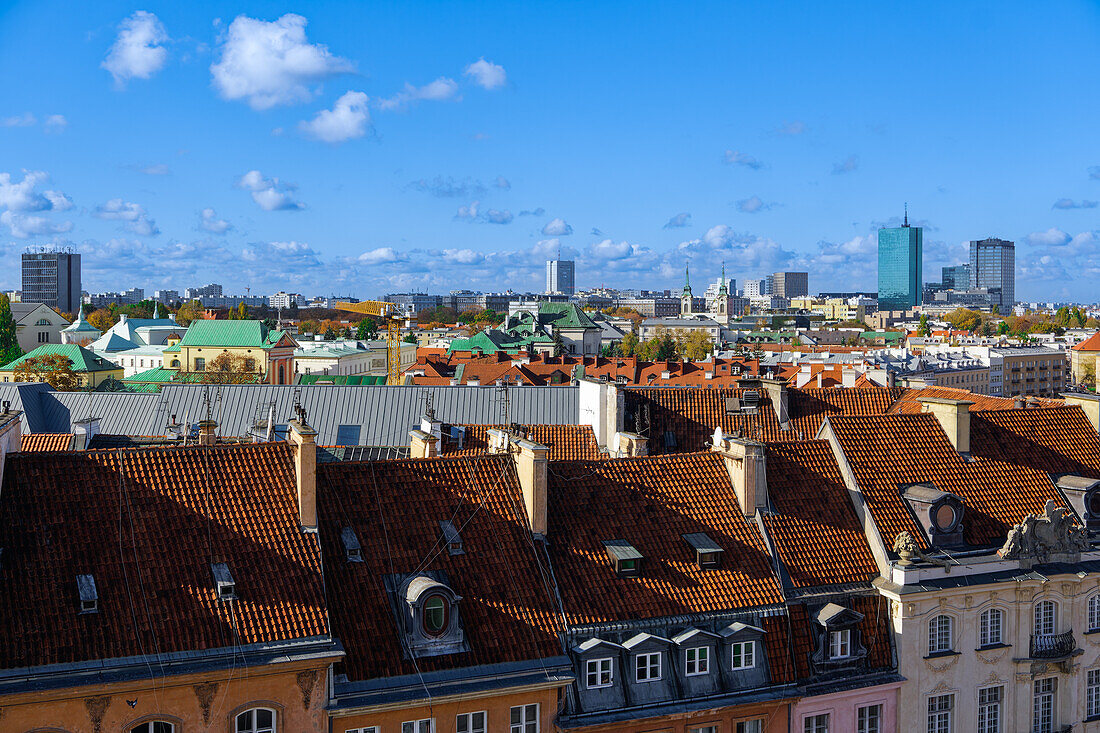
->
[13,353,81,390]
[87,308,114,332]
[175,300,204,326]
[197,352,260,385]
[299,319,322,335]
[0,295,21,366]
[678,329,714,360]
[943,308,983,332]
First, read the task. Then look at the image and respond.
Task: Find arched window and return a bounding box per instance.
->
[131,723,175,733]
[979,608,1004,647]
[1034,600,1057,636]
[35,318,50,326]
[235,708,275,733]
[929,614,953,653]
[1090,596,1100,632]
[423,594,448,635]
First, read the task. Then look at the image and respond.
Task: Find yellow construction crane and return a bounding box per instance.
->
[336,300,406,385]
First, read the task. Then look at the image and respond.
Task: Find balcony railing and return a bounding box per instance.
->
[1030,631,1075,659]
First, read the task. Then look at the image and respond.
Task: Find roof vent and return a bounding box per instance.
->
[683,532,723,568]
[440,519,464,555]
[725,397,741,414]
[211,562,237,601]
[603,539,643,577]
[341,526,363,562]
[77,574,98,614]
[742,390,761,408]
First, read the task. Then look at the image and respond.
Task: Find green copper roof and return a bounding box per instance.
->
[0,343,121,373]
[298,374,387,386]
[537,302,597,329]
[178,320,285,348]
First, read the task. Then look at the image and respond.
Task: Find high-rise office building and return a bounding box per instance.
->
[877,210,922,312]
[545,259,575,295]
[743,279,767,299]
[941,264,970,290]
[771,271,808,298]
[969,238,1014,310]
[21,250,81,313]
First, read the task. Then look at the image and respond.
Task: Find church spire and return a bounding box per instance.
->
[682,262,692,296]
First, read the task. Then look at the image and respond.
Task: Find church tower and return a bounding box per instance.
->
[680,263,694,316]
[711,263,729,318]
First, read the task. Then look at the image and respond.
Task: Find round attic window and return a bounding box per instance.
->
[423,594,448,636]
[934,503,957,531]
[1088,491,1100,518]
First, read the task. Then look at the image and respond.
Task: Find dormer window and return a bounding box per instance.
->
[341,526,363,562]
[812,603,867,667]
[423,594,448,635]
[604,539,643,577]
[1055,475,1100,532]
[683,533,723,569]
[77,573,98,614]
[440,520,464,556]
[828,629,851,659]
[901,483,965,548]
[211,562,236,601]
[394,573,468,658]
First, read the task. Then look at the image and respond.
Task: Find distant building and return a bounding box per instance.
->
[743,278,768,299]
[22,250,81,313]
[184,283,222,300]
[10,302,70,352]
[941,263,970,290]
[969,237,1015,310]
[771,271,808,298]
[877,211,922,311]
[270,291,307,309]
[546,259,576,295]
[383,293,443,316]
[153,289,180,303]
[85,287,144,308]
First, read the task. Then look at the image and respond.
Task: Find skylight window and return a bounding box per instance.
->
[603,539,643,577]
[77,573,98,614]
[341,526,363,562]
[211,562,237,601]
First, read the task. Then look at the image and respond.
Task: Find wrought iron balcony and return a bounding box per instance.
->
[1030,630,1075,659]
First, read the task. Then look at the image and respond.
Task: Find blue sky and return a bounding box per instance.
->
[2,1,1100,301]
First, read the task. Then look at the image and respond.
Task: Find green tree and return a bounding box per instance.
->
[0,295,21,366]
[653,332,677,361]
[552,331,566,356]
[356,318,378,339]
[997,321,1010,335]
[918,314,931,336]
[175,300,204,326]
[402,333,418,344]
[620,332,640,357]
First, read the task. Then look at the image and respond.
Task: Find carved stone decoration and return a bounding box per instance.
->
[193,682,219,724]
[297,669,319,710]
[928,681,953,695]
[964,595,973,608]
[977,648,1008,664]
[84,696,110,733]
[998,501,1091,563]
[925,654,960,673]
[893,531,949,567]
[981,671,1004,685]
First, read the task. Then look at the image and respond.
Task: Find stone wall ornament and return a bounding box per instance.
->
[297,669,319,710]
[84,696,110,733]
[193,682,219,725]
[998,501,1091,564]
[894,531,950,567]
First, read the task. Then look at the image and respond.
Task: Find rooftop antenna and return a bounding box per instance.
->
[904,202,908,227]
[423,389,435,421]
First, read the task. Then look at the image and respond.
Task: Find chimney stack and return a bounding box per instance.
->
[409,429,439,458]
[918,397,972,455]
[616,431,649,458]
[710,428,767,518]
[71,417,101,450]
[197,419,218,447]
[288,419,318,529]
[0,406,23,484]
[487,428,549,535]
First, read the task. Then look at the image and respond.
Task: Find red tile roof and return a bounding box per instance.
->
[441,424,604,461]
[888,386,1059,414]
[546,452,784,625]
[970,406,1100,477]
[763,441,880,589]
[316,455,563,681]
[0,443,330,670]
[20,433,74,451]
[1073,333,1100,351]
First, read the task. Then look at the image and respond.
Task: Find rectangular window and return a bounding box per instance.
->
[635,652,661,682]
[456,712,486,733]
[194,357,205,371]
[1089,670,1100,719]
[347,729,379,733]
[980,610,1002,647]
[978,686,1001,733]
[689,727,717,733]
[928,694,953,733]
[736,722,763,733]
[685,646,710,676]
[335,424,362,446]
[586,658,613,688]
[510,703,538,733]
[803,714,829,733]
[401,721,433,733]
[829,629,851,659]
[1033,678,1055,733]
[857,704,881,733]
[731,640,755,670]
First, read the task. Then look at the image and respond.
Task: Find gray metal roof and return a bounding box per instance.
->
[6,383,578,447]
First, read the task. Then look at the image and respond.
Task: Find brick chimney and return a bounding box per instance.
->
[197,419,218,447]
[711,428,767,518]
[409,429,439,458]
[918,396,972,454]
[616,431,649,457]
[288,419,318,530]
[487,428,548,535]
[71,417,100,450]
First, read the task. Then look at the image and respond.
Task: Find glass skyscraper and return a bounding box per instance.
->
[878,218,922,312]
[969,238,1014,310]
[545,259,575,295]
[941,264,969,290]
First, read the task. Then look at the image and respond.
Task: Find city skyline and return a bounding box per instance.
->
[3,2,1100,300]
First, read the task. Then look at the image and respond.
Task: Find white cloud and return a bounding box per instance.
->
[831,155,859,174]
[1025,227,1071,247]
[200,207,232,234]
[236,169,304,211]
[0,171,68,212]
[92,198,159,236]
[299,90,370,143]
[483,208,513,224]
[1,113,36,128]
[443,248,484,265]
[663,212,691,229]
[494,176,511,190]
[455,201,479,220]
[1053,198,1098,210]
[455,200,512,224]
[210,14,354,110]
[43,115,67,133]
[377,77,459,111]
[0,211,73,238]
[411,177,486,198]
[541,217,573,236]
[463,58,507,90]
[43,190,73,211]
[588,239,635,261]
[737,195,775,213]
[102,11,169,87]
[723,150,763,169]
[241,240,322,269]
[358,247,405,265]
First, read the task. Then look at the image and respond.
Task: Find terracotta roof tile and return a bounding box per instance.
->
[317,455,563,681]
[0,443,329,670]
[763,442,879,589]
[546,452,783,625]
[760,614,796,684]
[888,386,1059,414]
[440,424,603,461]
[1073,333,1100,351]
[20,433,74,451]
[970,406,1100,477]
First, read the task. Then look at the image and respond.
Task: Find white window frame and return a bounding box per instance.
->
[856,703,882,733]
[735,722,763,733]
[456,711,486,733]
[509,703,539,733]
[1034,600,1057,637]
[731,640,755,670]
[979,608,1003,648]
[635,652,662,682]
[977,685,1001,733]
[1033,677,1056,733]
[803,713,829,733]
[131,724,176,733]
[586,657,613,688]
[685,646,710,676]
[235,708,276,733]
[688,727,718,733]
[928,615,953,654]
[346,728,379,733]
[1089,595,1100,632]
[828,629,851,659]
[1088,669,1100,719]
[401,720,434,733]
[927,693,953,733]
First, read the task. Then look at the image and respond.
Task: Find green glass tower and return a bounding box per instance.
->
[877,208,922,311]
